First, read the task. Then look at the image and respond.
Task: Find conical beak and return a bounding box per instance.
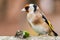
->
[21,8,26,12]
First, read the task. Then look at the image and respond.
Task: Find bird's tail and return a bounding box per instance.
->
[52,30,58,36]
[48,21,58,36]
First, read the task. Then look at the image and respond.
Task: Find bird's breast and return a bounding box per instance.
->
[27,19,49,34]
[27,13,49,34]
[32,24,49,34]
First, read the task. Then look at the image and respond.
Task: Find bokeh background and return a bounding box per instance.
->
[0,0,60,36]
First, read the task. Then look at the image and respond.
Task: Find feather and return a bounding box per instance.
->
[42,15,53,30]
[42,15,58,36]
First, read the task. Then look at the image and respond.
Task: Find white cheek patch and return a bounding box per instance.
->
[29,7,34,11]
[29,4,34,12]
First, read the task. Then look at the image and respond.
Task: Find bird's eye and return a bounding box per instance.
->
[25,6,29,12]
[33,4,37,12]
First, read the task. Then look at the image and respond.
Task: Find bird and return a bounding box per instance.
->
[21,4,58,36]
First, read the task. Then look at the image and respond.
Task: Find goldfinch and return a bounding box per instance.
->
[15,30,30,38]
[21,4,58,36]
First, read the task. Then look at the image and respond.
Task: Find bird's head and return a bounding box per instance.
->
[21,4,39,13]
